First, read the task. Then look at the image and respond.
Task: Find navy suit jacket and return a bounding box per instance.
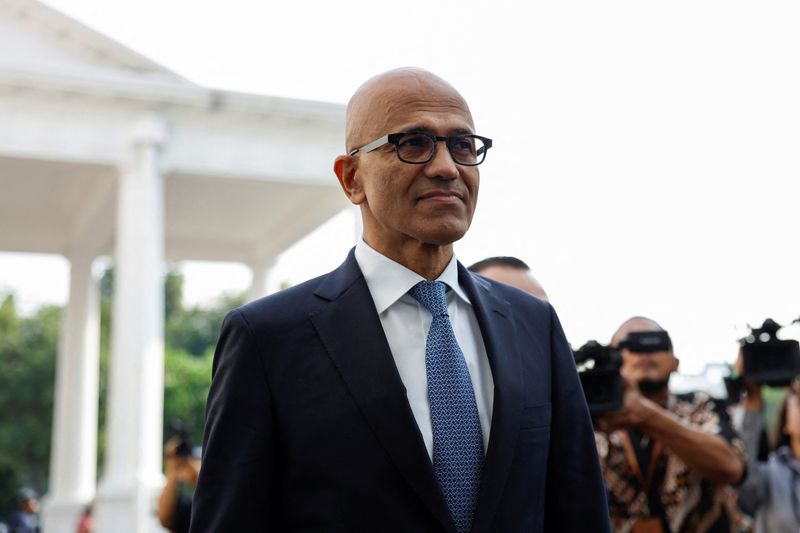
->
[190,249,610,532]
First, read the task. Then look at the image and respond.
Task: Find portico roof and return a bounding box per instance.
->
[0,0,348,264]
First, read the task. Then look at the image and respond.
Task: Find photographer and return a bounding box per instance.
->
[594,316,745,532]
[734,318,800,532]
[157,433,200,533]
[737,380,800,532]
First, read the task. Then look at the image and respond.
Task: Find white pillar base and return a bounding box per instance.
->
[40,498,86,533]
[94,476,167,533]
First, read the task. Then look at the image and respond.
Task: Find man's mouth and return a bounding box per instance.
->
[417,190,464,203]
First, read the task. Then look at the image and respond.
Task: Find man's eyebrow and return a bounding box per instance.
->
[402,125,433,134]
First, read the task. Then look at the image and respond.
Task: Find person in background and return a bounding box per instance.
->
[468,256,548,301]
[75,503,93,533]
[737,380,800,532]
[725,349,770,463]
[157,436,200,533]
[7,488,39,533]
[595,316,745,532]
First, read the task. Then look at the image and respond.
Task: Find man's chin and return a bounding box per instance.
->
[418,219,471,246]
[408,231,464,248]
[637,378,670,395]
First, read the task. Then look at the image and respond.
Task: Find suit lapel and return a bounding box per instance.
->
[310,250,456,533]
[458,266,525,533]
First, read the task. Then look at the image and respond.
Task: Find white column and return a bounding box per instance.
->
[41,253,100,533]
[94,116,168,533]
[247,256,274,302]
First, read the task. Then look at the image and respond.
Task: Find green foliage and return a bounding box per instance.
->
[165,292,242,358]
[0,297,60,494]
[762,385,788,439]
[161,287,241,450]
[0,454,22,516]
[97,269,113,474]
[0,294,18,335]
[163,348,213,447]
[164,270,184,322]
[0,266,242,493]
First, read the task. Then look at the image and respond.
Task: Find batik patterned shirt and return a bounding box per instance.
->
[594,391,746,533]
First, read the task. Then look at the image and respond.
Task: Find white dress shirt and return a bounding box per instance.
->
[354,240,494,460]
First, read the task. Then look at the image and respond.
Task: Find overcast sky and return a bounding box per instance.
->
[2,0,799,373]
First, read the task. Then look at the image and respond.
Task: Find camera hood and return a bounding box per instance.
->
[741,318,800,387]
[618,330,673,353]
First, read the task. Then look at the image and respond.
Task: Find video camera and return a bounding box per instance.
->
[617,330,672,353]
[168,418,193,458]
[740,318,800,387]
[573,341,624,417]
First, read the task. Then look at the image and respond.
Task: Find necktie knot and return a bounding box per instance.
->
[408,280,449,317]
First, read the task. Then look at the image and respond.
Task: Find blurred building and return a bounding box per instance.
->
[670,363,731,399]
[0,0,347,531]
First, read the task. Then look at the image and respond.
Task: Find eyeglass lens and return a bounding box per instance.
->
[396,134,485,165]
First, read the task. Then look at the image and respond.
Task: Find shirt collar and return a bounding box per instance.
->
[354,240,471,314]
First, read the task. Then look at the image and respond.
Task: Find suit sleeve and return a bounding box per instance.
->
[190,309,278,532]
[543,305,612,532]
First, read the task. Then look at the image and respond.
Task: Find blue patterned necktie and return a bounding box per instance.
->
[408,280,484,533]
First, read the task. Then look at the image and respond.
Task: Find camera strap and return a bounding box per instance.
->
[622,431,667,532]
[622,431,662,491]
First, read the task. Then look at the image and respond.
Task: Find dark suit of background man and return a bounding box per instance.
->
[190,68,611,533]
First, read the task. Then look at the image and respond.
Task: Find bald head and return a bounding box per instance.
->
[333,68,482,275]
[345,68,473,152]
[612,316,678,393]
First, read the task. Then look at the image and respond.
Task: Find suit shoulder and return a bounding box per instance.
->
[230,272,331,330]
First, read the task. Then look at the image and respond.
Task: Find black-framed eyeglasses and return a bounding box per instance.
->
[348,132,493,166]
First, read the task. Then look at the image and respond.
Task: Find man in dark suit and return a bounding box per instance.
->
[190,68,610,532]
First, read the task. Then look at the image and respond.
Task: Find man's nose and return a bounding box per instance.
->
[423,141,459,180]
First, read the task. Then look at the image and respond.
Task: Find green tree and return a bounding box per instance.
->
[0,454,22,516]
[0,294,18,335]
[163,348,213,447]
[166,292,243,358]
[161,284,242,447]
[97,269,113,473]
[164,269,183,323]
[0,267,243,491]
[0,296,60,493]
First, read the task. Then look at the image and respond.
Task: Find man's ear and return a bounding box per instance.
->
[334,155,366,205]
[671,355,680,373]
